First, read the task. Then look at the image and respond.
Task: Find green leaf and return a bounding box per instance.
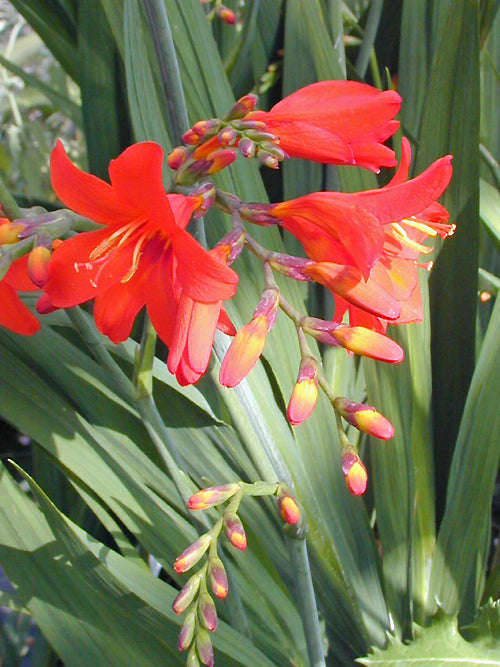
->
[358,608,500,666]
[481,178,500,249]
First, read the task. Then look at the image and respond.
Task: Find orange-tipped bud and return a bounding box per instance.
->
[238,137,256,158]
[217,6,236,24]
[223,512,247,550]
[191,119,221,137]
[190,181,216,219]
[224,94,258,121]
[198,592,218,632]
[206,148,238,174]
[287,357,318,425]
[208,557,228,599]
[188,483,240,510]
[182,129,201,146]
[219,287,279,387]
[0,220,24,245]
[167,146,190,170]
[277,487,300,525]
[341,447,368,496]
[177,608,197,651]
[331,326,404,364]
[196,627,214,667]
[334,397,394,440]
[172,573,202,614]
[27,245,51,287]
[218,126,238,146]
[174,534,212,574]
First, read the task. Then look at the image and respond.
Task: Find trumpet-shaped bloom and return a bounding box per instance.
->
[249,80,401,172]
[44,141,238,384]
[268,139,453,327]
[0,254,40,335]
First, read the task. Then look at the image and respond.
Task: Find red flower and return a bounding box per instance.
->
[44,141,238,383]
[267,139,453,327]
[0,254,40,335]
[249,80,402,172]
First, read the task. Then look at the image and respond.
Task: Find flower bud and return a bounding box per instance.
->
[239,202,277,226]
[198,592,218,632]
[0,220,24,245]
[182,129,201,145]
[287,357,318,426]
[28,243,51,287]
[218,126,238,146]
[341,447,368,496]
[334,398,394,440]
[331,326,404,364]
[177,608,197,651]
[219,288,279,387]
[196,627,214,667]
[172,573,202,614]
[208,557,228,599]
[167,146,190,170]
[206,148,238,174]
[188,483,240,510]
[224,94,258,121]
[187,645,200,667]
[238,137,256,159]
[277,487,300,525]
[217,6,236,25]
[223,512,247,550]
[257,149,279,169]
[174,534,212,574]
[190,182,216,219]
[259,142,288,162]
[191,119,221,137]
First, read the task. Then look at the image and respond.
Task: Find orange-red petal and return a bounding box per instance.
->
[0,281,40,335]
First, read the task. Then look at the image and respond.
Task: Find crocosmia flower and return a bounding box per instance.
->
[265,139,453,327]
[44,141,238,384]
[249,80,402,172]
[0,254,40,336]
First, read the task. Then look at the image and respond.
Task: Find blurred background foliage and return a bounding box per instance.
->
[0,0,499,666]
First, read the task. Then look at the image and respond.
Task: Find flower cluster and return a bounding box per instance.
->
[172,481,299,666]
[0,81,453,491]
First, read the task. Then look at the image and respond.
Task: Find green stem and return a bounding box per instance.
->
[0,173,22,220]
[134,316,157,398]
[287,537,326,667]
[142,0,206,246]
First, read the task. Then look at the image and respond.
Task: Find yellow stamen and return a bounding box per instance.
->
[401,218,438,237]
[89,221,139,261]
[391,224,433,254]
[120,229,150,283]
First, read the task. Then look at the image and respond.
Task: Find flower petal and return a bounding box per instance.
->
[3,256,38,292]
[171,231,238,302]
[145,252,178,348]
[50,140,134,225]
[0,281,40,335]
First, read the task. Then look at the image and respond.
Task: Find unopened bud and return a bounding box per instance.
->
[167,146,190,170]
[287,357,318,425]
[174,534,212,573]
[239,202,277,226]
[341,447,368,496]
[277,487,300,525]
[334,397,394,440]
[208,557,228,599]
[245,130,277,143]
[196,627,214,667]
[187,645,200,667]
[257,149,279,169]
[206,148,238,174]
[0,220,24,245]
[218,126,238,146]
[332,326,404,364]
[231,119,267,131]
[177,608,196,651]
[198,592,218,632]
[223,512,247,550]
[191,119,221,137]
[28,244,51,287]
[224,94,258,121]
[190,182,216,219]
[238,137,256,159]
[188,483,240,510]
[217,6,236,24]
[182,129,201,146]
[172,573,202,614]
[259,141,288,161]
